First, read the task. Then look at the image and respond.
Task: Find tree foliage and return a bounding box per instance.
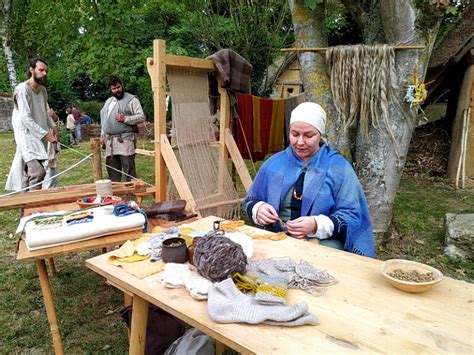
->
[2,0,293,115]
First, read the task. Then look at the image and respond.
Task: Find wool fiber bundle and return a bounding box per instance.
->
[193,230,247,282]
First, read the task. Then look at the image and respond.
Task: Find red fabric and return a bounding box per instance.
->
[235,93,253,159]
[256,97,273,160]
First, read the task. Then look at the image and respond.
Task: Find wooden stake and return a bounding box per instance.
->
[281,45,426,52]
[90,138,102,181]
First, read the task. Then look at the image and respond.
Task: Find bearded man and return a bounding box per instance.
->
[100,75,144,182]
[6,57,58,191]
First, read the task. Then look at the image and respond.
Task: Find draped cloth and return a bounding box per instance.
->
[243,143,375,258]
[235,93,291,161]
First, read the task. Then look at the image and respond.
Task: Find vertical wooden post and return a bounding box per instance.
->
[148,39,167,203]
[37,259,64,355]
[91,138,102,181]
[129,295,149,355]
[217,75,230,216]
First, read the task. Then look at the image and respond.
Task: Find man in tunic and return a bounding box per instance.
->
[100,75,145,182]
[5,57,58,191]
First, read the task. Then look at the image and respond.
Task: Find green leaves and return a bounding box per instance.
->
[304,0,324,10]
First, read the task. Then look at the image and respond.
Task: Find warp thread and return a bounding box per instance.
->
[193,230,247,282]
[96,179,113,197]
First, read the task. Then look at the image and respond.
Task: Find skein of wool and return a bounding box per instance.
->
[193,230,247,282]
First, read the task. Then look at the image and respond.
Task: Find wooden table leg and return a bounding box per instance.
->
[129,295,148,355]
[215,340,226,355]
[124,293,133,306]
[47,258,57,276]
[36,259,64,355]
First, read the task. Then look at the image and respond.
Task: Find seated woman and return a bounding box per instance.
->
[243,102,375,258]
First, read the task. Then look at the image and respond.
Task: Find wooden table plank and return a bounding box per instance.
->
[86,217,474,354]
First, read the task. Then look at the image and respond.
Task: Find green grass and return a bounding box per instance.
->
[0,131,473,352]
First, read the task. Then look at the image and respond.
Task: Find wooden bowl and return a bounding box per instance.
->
[381,259,443,293]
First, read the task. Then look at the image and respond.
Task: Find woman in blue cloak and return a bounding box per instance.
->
[243,102,375,258]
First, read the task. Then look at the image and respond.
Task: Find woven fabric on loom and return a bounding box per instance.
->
[167,69,240,220]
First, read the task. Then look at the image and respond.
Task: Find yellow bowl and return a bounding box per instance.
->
[380,259,443,293]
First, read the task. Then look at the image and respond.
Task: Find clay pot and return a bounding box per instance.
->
[162,237,188,263]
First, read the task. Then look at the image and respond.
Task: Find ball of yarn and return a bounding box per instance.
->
[193,230,247,282]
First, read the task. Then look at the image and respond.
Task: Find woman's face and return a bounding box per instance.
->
[289,122,321,162]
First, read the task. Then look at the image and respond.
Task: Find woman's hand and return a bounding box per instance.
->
[285,217,317,239]
[256,203,279,226]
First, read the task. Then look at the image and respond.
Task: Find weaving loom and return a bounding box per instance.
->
[146,40,252,219]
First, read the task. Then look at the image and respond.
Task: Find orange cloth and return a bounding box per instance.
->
[252,95,262,153]
[268,98,285,153]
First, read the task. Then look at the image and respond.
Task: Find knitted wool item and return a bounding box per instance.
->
[193,230,247,282]
[207,278,319,326]
[248,257,337,296]
[159,263,213,300]
[159,263,190,288]
[182,269,213,300]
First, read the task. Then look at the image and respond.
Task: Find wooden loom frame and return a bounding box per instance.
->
[146,39,253,216]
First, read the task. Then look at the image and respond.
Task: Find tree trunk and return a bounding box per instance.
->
[290,0,442,236]
[352,0,441,234]
[1,0,17,91]
[288,0,352,159]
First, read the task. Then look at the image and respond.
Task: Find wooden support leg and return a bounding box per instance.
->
[47,258,57,276]
[129,295,148,355]
[124,293,133,306]
[36,259,64,355]
[215,340,226,355]
[101,247,107,254]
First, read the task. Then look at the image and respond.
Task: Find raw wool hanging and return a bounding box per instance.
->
[193,230,247,282]
[167,68,240,220]
[326,45,399,140]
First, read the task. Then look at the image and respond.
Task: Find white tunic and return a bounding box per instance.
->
[5,82,55,191]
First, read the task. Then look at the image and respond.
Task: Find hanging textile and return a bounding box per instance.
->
[235,93,306,161]
[269,98,285,153]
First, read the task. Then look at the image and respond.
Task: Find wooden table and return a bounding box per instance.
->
[86,216,474,354]
[16,202,142,355]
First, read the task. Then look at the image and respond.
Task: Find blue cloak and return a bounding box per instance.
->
[243,143,375,258]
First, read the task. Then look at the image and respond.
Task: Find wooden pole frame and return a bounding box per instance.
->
[281,45,426,52]
[146,39,252,215]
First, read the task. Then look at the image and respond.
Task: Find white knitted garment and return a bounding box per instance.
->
[183,269,213,300]
[207,278,319,326]
[159,263,190,288]
[159,263,213,300]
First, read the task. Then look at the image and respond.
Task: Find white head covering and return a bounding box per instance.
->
[290,102,326,135]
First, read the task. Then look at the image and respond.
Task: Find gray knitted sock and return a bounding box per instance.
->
[207,278,319,326]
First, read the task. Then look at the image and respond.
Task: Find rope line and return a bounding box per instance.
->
[60,142,154,187]
[0,153,92,197]
[0,140,154,198]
